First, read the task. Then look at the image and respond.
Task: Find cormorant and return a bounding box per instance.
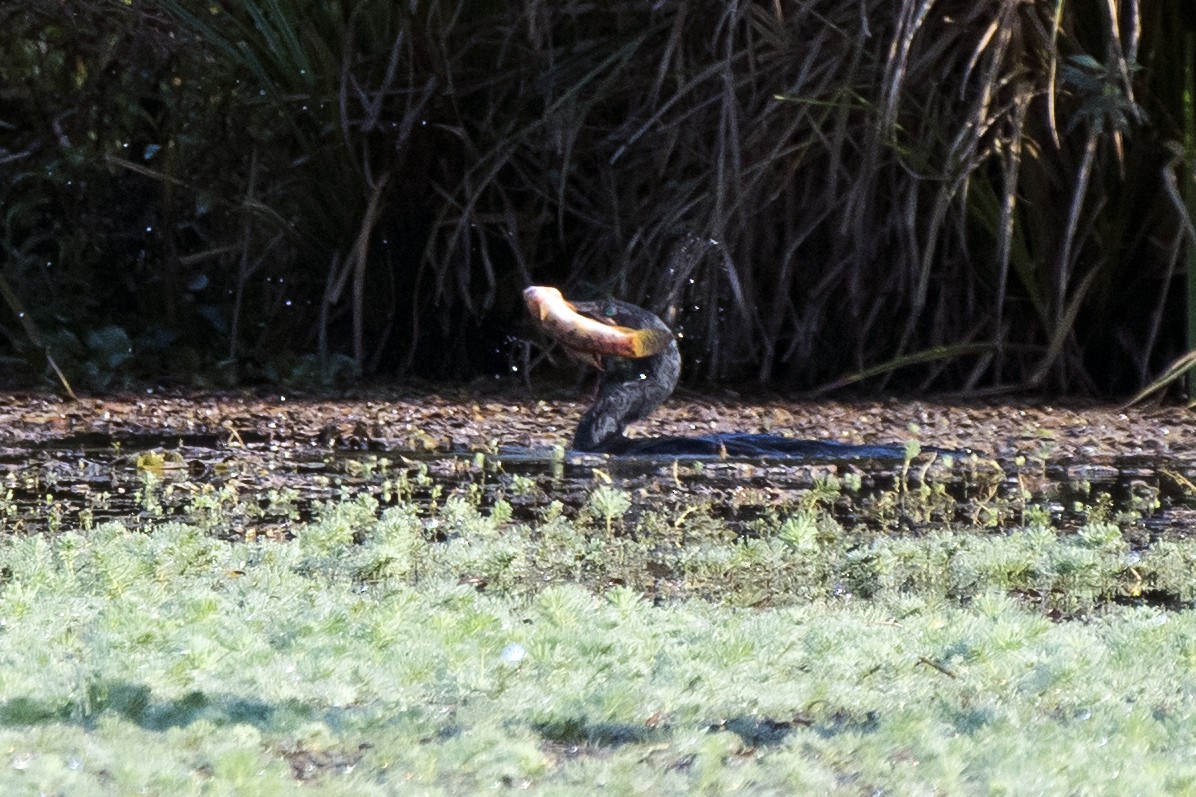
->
[524,286,921,459]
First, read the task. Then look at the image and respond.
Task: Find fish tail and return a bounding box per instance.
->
[628,328,673,358]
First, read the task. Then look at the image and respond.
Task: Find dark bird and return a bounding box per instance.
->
[524,286,928,459]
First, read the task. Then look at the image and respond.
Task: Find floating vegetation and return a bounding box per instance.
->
[0,428,1194,613]
[1,491,1196,793]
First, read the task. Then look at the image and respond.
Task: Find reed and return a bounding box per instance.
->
[1185,29,1196,396]
[2,0,1192,393]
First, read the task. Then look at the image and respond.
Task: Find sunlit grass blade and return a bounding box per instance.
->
[811,342,1000,395]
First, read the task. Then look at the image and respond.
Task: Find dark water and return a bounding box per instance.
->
[1,432,1194,543]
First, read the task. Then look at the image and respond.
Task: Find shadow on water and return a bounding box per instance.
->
[0,431,1194,542]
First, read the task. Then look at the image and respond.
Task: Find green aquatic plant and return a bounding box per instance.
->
[798,474,842,512]
[588,486,632,536]
[508,474,538,498]
[0,473,1192,794]
[777,513,819,552]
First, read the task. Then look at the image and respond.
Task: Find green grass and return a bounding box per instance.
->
[1,488,1196,794]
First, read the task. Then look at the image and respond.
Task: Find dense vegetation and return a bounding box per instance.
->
[3,1,1195,393]
[3,457,1196,794]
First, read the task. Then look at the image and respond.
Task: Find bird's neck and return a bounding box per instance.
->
[573,338,680,452]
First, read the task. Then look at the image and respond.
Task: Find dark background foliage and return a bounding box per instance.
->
[2,0,1194,395]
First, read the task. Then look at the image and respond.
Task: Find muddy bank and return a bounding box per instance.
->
[0,387,1189,460]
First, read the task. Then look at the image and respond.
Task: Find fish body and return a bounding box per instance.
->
[523,286,672,360]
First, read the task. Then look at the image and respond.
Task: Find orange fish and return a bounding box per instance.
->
[523,286,672,361]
